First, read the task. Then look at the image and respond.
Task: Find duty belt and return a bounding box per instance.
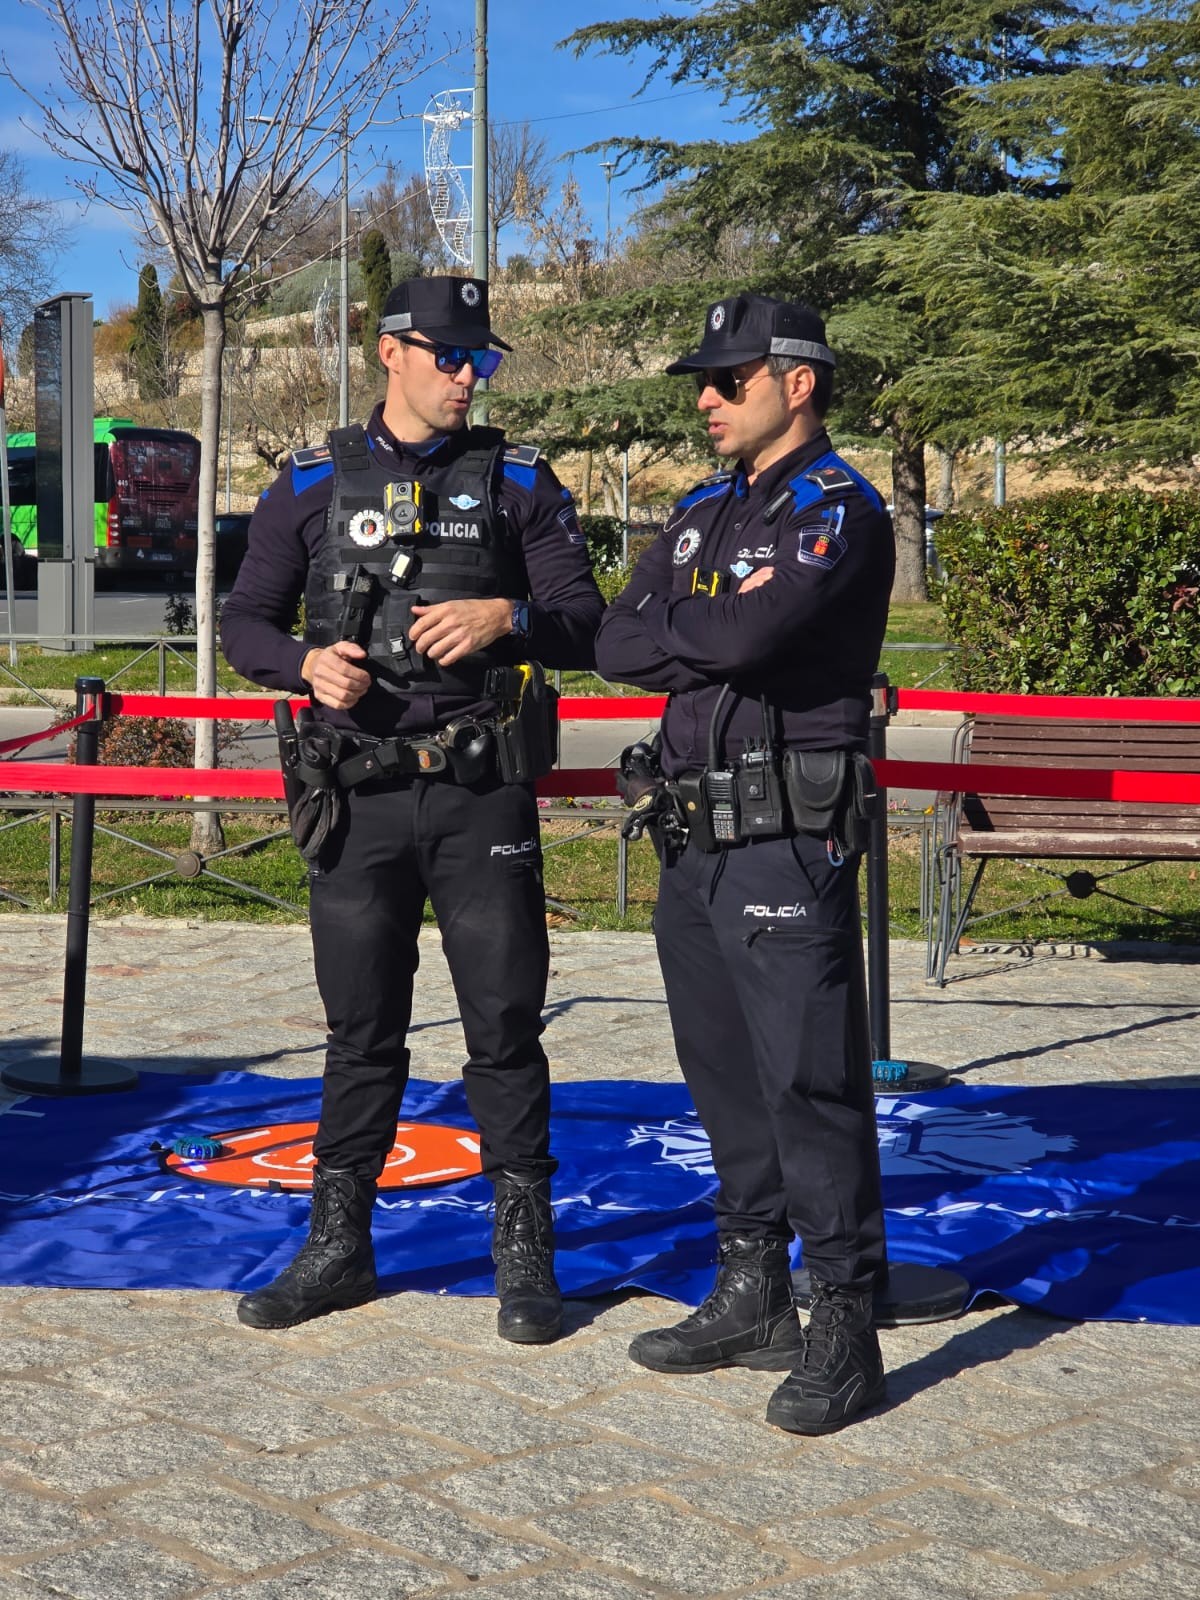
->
[334,725,494,788]
[336,735,452,785]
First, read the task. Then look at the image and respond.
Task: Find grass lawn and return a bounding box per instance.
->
[1,806,1197,950]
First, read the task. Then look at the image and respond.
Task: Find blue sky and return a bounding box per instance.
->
[0,1,745,320]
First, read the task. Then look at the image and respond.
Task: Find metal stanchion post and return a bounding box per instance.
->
[2,678,138,1096]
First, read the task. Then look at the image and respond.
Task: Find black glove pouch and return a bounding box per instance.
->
[782,749,878,857]
[782,749,845,835]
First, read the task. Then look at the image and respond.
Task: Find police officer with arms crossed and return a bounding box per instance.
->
[595,292,895,1434]
[221,276,603,1343]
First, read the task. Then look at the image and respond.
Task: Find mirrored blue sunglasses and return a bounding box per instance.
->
[397,335,503,378]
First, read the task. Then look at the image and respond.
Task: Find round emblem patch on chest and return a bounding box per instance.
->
[348,508,389,549]
[672,527,703,566]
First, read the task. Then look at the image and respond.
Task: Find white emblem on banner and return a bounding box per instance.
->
[874,1101,1076,1177]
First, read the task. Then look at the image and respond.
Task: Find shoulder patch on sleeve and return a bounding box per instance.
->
[805,465,856,494]
[795,504,848,570]
[503,443,542,467]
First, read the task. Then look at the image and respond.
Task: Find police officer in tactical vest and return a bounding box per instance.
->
[597,292,895,1433]
[221,276,603,1341]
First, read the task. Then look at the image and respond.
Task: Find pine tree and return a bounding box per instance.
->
[128,263,167,402]
[861,2,1200,470]
[359,229,392,377]
[562,0,1086,598]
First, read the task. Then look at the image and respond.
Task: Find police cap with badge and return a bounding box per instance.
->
[377,275,513,351]
[665,292,836,375]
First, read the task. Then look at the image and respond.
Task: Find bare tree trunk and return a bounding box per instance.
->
[190,297,226,854]
[579,449,593,516]
[933,444,956,512]
[890,429,928,604]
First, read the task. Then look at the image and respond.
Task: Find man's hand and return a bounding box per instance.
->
[301,641,371,709]
[409,597,513,666]
[737,565,775,595]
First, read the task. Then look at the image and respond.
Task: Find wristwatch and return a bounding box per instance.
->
[510,600,531,639]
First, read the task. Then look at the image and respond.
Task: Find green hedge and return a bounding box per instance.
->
[936,490,1200,694]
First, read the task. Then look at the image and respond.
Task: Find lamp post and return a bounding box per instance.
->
[600,160,616,262]
[337,112,349,429]
[471,0,490,424]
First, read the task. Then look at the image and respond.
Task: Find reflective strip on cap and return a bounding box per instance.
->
[770,337,836,366]
[378,312,414,334]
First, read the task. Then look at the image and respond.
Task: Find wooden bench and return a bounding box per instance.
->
[927,716,1200,984]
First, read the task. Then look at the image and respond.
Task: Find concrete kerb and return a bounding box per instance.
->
[1,922,1199,1598]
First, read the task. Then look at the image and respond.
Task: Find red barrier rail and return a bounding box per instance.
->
[0,761,622,801]
[897,689,1200,721]
[105,688,1200,725]
[5,758,1200,806]
[105,692,669,721]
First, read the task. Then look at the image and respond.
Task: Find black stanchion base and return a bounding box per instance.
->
[872,1059,950,1093]
[1,1058,139,1097]
[793,1262,970,1327]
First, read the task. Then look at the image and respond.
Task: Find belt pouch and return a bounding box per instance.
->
[841,751,880,855]
[673,771,721,852]
[782,749,846,835]
[735,749,786,836]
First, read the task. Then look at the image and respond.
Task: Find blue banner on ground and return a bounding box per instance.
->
[1,1075,1197,1324]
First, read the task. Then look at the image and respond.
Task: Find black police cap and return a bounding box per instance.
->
[666,292,835,373]
[377,275,513,351]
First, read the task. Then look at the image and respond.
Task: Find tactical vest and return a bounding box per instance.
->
[303,424,525,703]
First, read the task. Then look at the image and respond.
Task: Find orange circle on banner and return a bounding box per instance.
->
[162,1120,482,1190]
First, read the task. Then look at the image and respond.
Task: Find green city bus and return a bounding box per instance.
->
[4,416,200,579]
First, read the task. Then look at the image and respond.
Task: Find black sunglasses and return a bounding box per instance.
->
[693,366,758,401]
[397,335,503,379]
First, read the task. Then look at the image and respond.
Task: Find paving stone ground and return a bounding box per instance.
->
[1,916,1198,1599]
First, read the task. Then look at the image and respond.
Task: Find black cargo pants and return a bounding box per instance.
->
[653,828,885,1293]
[307,773,553,1182]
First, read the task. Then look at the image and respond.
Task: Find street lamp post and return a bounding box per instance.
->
[601,160,620,262]
[338,113,350,429]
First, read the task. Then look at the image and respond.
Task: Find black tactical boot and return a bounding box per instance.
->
[236,1165,377,1330]
[628,1235,803,1374]
[492,1171,562,1344]
[765,1278,886,1435]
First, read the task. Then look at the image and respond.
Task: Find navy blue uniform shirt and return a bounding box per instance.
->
[594,429,895,774]
[221,405,604,737]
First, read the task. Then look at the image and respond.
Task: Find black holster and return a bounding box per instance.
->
[275,701,344,862]
[493,662,559,785]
